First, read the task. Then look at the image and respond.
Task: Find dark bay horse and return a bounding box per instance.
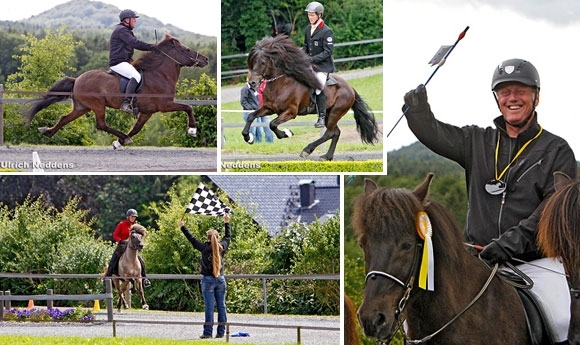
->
[538,171,580,344]
[112,224,149,312]
[244,35,379,161]
[25,34,208,149]
[353,173,530,344]
[344,294,360,345]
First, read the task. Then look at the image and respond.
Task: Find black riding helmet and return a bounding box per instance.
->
[119,9,139,22]
[491,58,540,91]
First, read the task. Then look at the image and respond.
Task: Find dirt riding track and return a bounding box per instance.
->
[0,145,217,173]
[0,310,339,344]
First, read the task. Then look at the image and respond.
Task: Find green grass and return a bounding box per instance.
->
[0,335,296,345]
[220,71,383,157]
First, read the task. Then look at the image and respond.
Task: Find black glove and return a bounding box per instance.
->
[479,241,510,266]
[403,84,430,115]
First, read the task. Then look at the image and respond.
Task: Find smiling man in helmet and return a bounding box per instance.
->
[302,1,335,128]
[109,9,159,116]
[402,58,576,344]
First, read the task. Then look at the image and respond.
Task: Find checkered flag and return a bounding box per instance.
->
[185,183,231,216]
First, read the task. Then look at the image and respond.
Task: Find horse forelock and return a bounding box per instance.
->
[130,224,147,237]
[538,181,580,276]
[353,185,465,265]
[249,35,322,90]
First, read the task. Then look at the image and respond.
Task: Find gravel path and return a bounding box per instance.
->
[0,145,217,172]
[0,310,339,344]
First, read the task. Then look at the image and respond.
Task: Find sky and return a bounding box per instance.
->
[385,1,580,160]
[0,0,220,37]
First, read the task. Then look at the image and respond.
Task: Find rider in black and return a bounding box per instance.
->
[109,9,159,116]
[302,1,335,128]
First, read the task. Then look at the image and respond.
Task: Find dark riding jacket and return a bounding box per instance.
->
[406,108,577,262]
[302,20,335,73]
[240,83,259,111]
[180,223,231,277]
[109,23,156,66]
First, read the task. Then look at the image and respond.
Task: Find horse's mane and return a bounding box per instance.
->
[248,35,323,90]
[353,187,465,265]
[133,34,177,71]
[344,294,360,345]
[538,180,580,276]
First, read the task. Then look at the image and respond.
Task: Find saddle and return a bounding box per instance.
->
[107,70,145,97]
[305,74,338,114]
[498,270,555,345]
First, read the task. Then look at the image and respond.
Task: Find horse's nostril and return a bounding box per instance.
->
[376,312,386,325]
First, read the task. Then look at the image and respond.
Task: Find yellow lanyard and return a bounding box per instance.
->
[494,126,543,181]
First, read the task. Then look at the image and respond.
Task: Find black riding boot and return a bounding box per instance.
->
[105,251,120,277]
[138,255,151,288]
[121,77,139,117]
[315,91,327,128]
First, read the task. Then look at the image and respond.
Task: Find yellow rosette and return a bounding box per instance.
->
[416,211,434,291]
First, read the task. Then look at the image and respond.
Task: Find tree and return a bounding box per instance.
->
[7,26,82,91]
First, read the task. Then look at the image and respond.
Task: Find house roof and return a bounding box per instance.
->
[206,175,340,235]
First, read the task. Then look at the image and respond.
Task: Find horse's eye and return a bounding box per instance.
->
[401,241,413,251]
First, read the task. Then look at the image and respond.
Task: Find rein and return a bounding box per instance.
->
[159,46,201,67]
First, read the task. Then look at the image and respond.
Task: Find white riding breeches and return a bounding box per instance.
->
[510,258,570,342]
[315,72,327,95]
[110,62,141,82]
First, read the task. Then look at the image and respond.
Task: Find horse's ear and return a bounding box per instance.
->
[553,171,573,191]
[363,178,378,195]
[413,173,435,203]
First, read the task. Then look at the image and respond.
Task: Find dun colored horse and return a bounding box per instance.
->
[112,224,149,312]
[245,35,379,161]
[538,171,580,344]
[25,34,208,149]
[353,173,531,344]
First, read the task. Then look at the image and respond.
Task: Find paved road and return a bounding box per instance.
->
[0,310,340,345]
[221,66,383,104]
[0,145,217,173]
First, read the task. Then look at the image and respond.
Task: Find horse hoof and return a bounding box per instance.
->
[124,138,133,145]
[38,127,47,134]
[112,140,122,149]
[142,304,149,310]
[319,155,333,161]
[187,127,197,137]
[300,151,311,159]
[283,128,293,138]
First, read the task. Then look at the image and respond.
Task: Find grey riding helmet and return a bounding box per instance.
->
[126,208,138,217]
[305,2,324,15]
[119,9,139,22]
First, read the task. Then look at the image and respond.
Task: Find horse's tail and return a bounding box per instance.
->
[351,90,380,145]
[25,77,76,125]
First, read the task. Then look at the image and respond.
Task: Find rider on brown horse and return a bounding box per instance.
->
[302,1,335,128]
[109,9,159,116]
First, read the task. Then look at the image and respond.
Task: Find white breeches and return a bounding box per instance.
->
[315,72,327,95]
[110,62,141,82]
[512,258,570,342]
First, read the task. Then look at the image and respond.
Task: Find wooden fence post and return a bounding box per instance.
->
[105,278,114,322]
[4,290,10,310]
[47,289,53,309]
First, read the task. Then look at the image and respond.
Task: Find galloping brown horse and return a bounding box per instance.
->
[354,174,531,344]
[112,224,149,312]
[25,34,208,149]
[245,35,379,161]
[538,171,580,344]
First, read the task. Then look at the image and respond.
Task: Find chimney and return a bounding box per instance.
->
[299,179,315,208]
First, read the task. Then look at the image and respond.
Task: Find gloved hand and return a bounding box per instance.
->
[479,241,510,266]
[151,46,161,54]
[403,84,430,115]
